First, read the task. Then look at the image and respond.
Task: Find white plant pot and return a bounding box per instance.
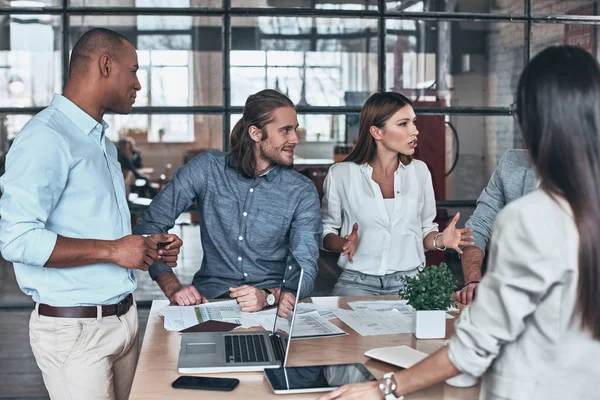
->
[413,310,446,339]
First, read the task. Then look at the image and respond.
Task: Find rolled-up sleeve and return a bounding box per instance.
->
[288,184,322,298]
[0,128,70,266]
[465,155,507,254]
[133,157,203,280]
[448,204,563,377]
[321,165,341,249]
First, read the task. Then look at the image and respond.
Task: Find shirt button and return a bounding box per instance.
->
[282,279,286,283]
[238,256,242,261]
[288,265,292,270]
[243,272,248,277]
[239,236,243,241]
[243,212,248,217]
[249,188,254,193]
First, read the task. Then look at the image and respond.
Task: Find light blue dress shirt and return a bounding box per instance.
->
[0,94,136,306]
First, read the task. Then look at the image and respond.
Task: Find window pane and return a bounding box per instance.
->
[0,15,61,108]
[2,113,223,174]
[69,15,223,106]
[386,19,525,108]
[69,0,222,8]
[533,1,598,16]
[386,0,524,14]
[0,0,59,7]
[232,0,376,11]
[231,17,378,107]
[532,23,597,59]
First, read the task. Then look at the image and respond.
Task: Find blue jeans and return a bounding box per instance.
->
[331,268,419,296]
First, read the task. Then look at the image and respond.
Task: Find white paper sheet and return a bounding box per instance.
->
[296,302,341,320]
[348,300,455,319]
[158,301,242,331]
[334,309,413,336]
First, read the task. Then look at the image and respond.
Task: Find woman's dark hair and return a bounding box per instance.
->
[227,89,295,178]
[516,45,600,338]
[344,91,413,166]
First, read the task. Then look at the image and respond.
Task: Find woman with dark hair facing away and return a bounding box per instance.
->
[321,91,473,296]
[320,45,600,400]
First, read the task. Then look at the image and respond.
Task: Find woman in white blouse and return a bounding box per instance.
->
[321,92,473,296]
[320,46,600,400]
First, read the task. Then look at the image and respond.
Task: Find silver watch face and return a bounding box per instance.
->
[266,293,276,306]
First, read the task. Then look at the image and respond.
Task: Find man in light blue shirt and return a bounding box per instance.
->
[0,28,182,400]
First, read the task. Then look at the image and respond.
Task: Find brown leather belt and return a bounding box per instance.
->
[37,294,134,318]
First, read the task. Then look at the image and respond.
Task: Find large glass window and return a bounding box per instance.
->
[0,14,61,108]
[3,0,599,209]
[230,17,378,107]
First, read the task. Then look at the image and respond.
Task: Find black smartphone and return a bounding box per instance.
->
[157,241,171,248]
[172,376,239,391]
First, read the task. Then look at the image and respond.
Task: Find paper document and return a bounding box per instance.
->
[258,310,347,339]
[291,311,348,339]
[194,301,242,324]
[158,306,186,331]
[296,302,341,320]
[158,301,242,331]
[334,309,413,336]
[348,300,455,319]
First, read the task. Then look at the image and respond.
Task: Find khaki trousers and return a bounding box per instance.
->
[29,303,139,400]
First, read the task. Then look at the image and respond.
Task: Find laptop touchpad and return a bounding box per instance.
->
[187,343,217,355]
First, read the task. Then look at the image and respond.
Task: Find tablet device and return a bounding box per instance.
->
[264,363,376,394]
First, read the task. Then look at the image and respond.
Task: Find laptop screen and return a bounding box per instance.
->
[270,259,304,367]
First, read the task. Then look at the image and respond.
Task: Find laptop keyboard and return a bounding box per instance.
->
[224,334,288,364]
[225,334,268,364]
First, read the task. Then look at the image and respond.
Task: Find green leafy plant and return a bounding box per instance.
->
[400,263,456,311]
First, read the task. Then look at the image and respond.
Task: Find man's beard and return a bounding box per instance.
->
[259,141,293,167]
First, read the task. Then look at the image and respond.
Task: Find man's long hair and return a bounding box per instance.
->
[227,90,295,178]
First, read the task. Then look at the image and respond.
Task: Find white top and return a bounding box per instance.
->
[321,160,438,275]
[448,190,600,400]
[384,198,395,218]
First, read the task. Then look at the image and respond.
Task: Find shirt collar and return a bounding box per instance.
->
[50,94,109,137]
[359,159,407,174]
[262,165,282,182]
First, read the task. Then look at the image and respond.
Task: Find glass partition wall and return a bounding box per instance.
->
[1,0,599,211]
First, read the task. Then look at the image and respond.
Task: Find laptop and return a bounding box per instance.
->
[177,267,303,374]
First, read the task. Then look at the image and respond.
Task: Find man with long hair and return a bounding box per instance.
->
[134,89,321,316]
[0,28,182,399]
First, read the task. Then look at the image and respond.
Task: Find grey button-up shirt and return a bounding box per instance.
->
[134,151,322,299]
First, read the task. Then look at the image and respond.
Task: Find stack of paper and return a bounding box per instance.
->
[348,300,455,319]
[334,309,413,336]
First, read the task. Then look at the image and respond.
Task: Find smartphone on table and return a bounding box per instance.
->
[172,375,239,391]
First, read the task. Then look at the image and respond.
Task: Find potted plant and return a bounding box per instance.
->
[400,263,456,339]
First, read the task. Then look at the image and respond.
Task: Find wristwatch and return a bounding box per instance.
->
[263,289,276,306]
[379,372,403,400]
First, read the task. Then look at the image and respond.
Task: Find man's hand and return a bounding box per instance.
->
[169,285,208,306]
[456,282,479,304]
[341,223,359,263]
[148,233,182,268]
[111,235,158,271]
[277,292,296,318]
[229,285,267,312]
